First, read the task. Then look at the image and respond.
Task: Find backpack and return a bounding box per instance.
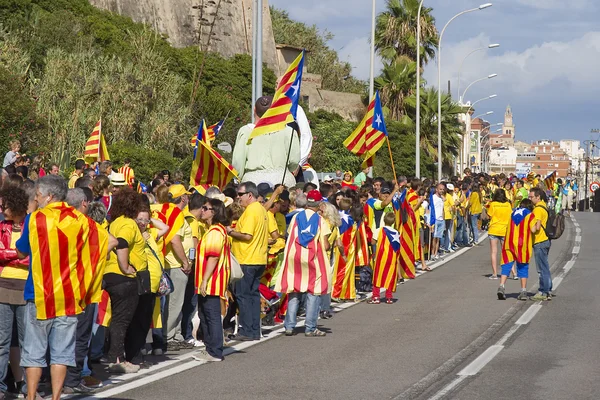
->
[535,205,565,240]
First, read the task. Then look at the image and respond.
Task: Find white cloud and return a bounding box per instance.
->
[338,36,383,81]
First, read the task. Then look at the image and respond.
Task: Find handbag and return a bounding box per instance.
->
[229,253,244,283]
[136,269,152,295]
[146,243,174,297]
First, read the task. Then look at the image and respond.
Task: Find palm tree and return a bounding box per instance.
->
[403,87,462,173]
[374,56,417,120]
[374,0,438,65]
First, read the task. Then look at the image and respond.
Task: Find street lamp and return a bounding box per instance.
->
[472,111,493,120]
[475,122,501,172]
[461,74,497,103]
[437,3,492,181]
[461,94,497,172]
[466,94,497,114]
[457,44,500,100]
[416,0,425,178]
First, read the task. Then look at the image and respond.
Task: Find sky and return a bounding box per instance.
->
[269,0,600,147]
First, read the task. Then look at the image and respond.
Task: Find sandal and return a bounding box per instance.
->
[385,298,394,304]
[367,297,380,304]
[305,329,326,337]
[421,266,432,271]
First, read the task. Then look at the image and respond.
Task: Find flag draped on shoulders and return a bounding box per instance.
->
[249,51,305,141]
[343,91,388,168]
[332,211,356,300]
[150,203,184,248]
[428,191,437,226]
[373,226,400,293]
[393,191,416,279]
[502,208,535,265]
[354,220,372,267]
[274,210,330,295]
[28,203,109,320]
[189,119,238,189]
[84,119,110,164]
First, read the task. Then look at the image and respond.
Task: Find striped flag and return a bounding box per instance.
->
[394,191,416,279]
[332,211,357,300]
[84,120,110,164]
[502,208,535,265]
[150,203,185,248]
[195,224,231,298]
[189,119,212,147]
[137,181,148,193]
[543,170,557,190]
[207,119,225,142]
[118,165,135,186]
[28,203,109,320]
[343,91,388,168]
[354,221,372,267]
[373,226,400,293]
[273,210,330,295]
[189,133,238,189]
[96,290,112,327]
[406,188,422,260]
[248,51,305,141]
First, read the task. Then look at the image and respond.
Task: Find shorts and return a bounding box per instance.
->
[489,235,504,241]
[21,302,77,368]
[434,220,445,239]
[501,262,529,278]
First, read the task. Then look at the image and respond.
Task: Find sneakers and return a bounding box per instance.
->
[178,340,194,349]
[166,341,181,351]
[489,274,499,280]
[81,375,103,388]
[320,310,333,319]
[497,285,506,300]
[108,361,140,374]
[284,329,295,336]
[152,348,164,356]
[517,290,528,301]
[193,340,205,347]
[62,383,92,394]
[305,329,326,337]
[530,292,548,301]
[192,350,222,362]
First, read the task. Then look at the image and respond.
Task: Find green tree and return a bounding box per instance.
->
[374,57,417,120]
[375,0,438,65]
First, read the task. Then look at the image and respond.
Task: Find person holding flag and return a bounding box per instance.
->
[497,199,536,301]
[274,190,330,337]
[369,212,400,304]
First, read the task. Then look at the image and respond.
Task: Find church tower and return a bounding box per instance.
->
[503,105,514,138]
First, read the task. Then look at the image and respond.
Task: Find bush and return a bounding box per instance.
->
[108,142,184,184]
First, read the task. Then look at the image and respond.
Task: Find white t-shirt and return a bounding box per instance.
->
[433,194,444,221]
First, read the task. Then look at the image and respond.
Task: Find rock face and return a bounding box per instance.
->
[89,0,279,72]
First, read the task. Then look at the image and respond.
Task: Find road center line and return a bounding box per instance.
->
[428,376,468,400]
[457,345,504,376]
[515,304,543,325]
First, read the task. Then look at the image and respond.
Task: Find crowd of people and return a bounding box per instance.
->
[0,134,572,400]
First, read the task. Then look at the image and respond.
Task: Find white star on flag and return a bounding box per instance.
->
[374,113,382,127]
[390,230,400,243]
[340,212,351,224]
[513,208,526,216]
[290,81,300,97]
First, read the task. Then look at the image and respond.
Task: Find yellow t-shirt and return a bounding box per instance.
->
[144,228,164,293]
[444,193,454,220]
[487,201,512,237]
[105,216,148,276]
[183,208,200,240]
[469,192,483,214]
[0,230,28,280]
[532,201,549,244]
[165,220,194,269]
[275,212,287,236]
[231,201,269,265]
[67,172,80,189]
[267,211,279,235]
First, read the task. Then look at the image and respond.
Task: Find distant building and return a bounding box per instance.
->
[529,140,570,177]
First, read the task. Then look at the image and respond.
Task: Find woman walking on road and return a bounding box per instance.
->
[484,189,512,279]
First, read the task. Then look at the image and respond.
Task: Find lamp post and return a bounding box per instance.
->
[472,111,493,120]
[461,73,497,104]
[477,122,502,170]
[461,94,497,172]
[369,0,376,100]
[416,0,425,178]
[457,44,500,100]
[437,3,492,181]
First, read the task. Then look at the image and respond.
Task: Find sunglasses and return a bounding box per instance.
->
[237,192,248,197]
[201,206,214,212]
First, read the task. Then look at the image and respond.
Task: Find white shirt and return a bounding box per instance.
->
[295,106,313,167]
[433,194,444,221]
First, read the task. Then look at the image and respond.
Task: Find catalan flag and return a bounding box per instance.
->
[189,132,238,189]
[273,210,330,295]
[96,290,112,327]
[331,211,357,300]
[118,165,135,186]
[543,170,557,190]
[373,226,401,293]
[150,202,185,248]
[207,119,225,142]
[195,224,231,299]
[84,119,110,164]
[343,91,388,168]
[27,203,109,320]
[354,221,372,267]
[189,119,212,147]
[406,188,422,260]
[394,191,416,279]
[502,208,535,265]
[249,51,305,141]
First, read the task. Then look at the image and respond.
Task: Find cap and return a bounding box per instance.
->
[257,182,273,198]
[168,184,190,199]
[380,185,391,194]
[323,175,333,182]
[211,193,233,207]
[190,185,207,195]
[306,189,323,206]
[110,173,126,186]
[446,183,455,191]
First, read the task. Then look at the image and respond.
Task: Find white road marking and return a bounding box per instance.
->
[553,276,563,289]
[495,324,520,347]
[572,246,580,254]
[564,260,575,273]
[575,235,581,242]
[576,227,581,234]
[515,304,543,325]
[428,375,469,400]
[457,345,504,376]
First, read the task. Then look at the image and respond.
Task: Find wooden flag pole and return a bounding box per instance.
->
[386,137,398,183]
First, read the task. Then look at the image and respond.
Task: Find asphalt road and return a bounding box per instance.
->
[87,212,581,400]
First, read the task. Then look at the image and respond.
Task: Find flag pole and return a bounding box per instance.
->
[282,127,296,186]
[386,137,397,183]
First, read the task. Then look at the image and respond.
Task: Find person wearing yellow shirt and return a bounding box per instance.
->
[455,183,470,247]
[528,187,552,301]
[468,183,483,244]
[484,189,513,279]
[227,181,269,341]
[67,159,85,189]
[442,183,456,253]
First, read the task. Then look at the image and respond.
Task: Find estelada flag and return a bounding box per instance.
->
[373,226,400,293]
[150,203,184,247]
[189,125,238,189]
[249,51,305,141]
[28,203,109,320]
[274,210,330,295]
[344,91,388,168]
[543,170,557,190]
[207,119,225,142]
[354,221,372,267]
[502,208,535,265]
[393,191,416,279]
[189,119,212,148]
[332,211,357,300]
[84,119,110,164]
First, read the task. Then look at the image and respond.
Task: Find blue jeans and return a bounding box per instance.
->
[197,295,223,360]
[455,215,467,245]
[181,268,198,341]
[235,265,265,339]
[319,294,331,312]
[284,293,320,333]
[0,303,26,393]
[442,219,453,250]
[65,304,96,387]
[533,240,552,294]
[470,214,480,243]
